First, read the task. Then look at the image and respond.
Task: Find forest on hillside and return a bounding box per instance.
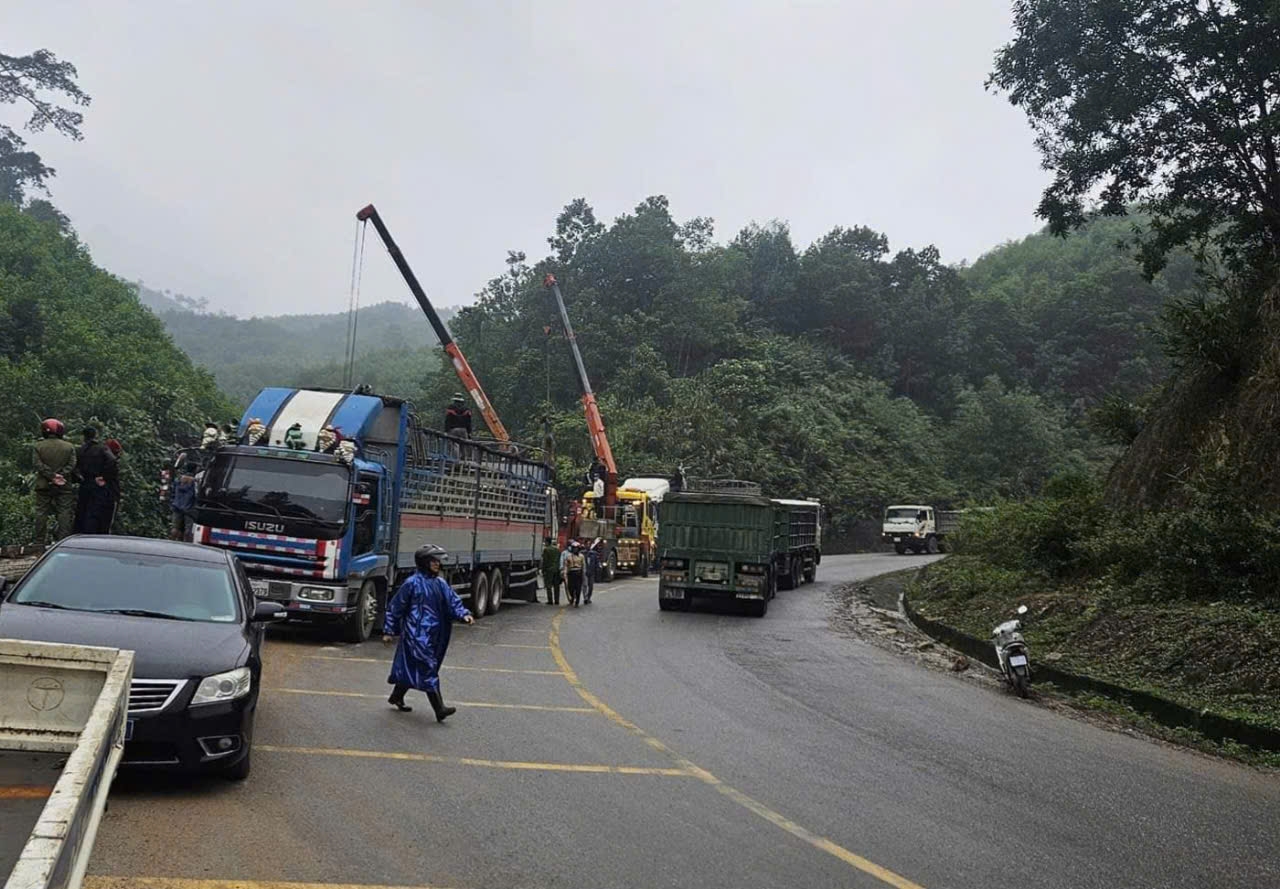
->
[140,288,446,406]
[401,198,1202,532]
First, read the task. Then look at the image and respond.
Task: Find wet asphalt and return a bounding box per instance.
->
[85,553,1280,889]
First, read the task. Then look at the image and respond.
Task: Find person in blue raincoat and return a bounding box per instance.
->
[382,545,474,720]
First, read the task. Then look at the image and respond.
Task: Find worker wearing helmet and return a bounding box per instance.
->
[444,393,472,439]
[33,419,77,543]
[382,545,474,720]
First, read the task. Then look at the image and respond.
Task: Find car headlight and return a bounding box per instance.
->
[190,667,251,706]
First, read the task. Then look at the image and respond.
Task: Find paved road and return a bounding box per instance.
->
[87,554,1280,889]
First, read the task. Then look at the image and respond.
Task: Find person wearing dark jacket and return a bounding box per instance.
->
[33,419,77,544]
[584,540,601,604]
[74,427,117,534]
[170,471,196,540]
[444,394,472,438]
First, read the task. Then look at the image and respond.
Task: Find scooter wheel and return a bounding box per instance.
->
[1011,669,1030,698]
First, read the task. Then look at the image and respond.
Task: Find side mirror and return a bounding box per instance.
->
[1016,604,1029,615]
[252,601,287,622]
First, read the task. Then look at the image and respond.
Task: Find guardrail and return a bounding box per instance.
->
[2,639,135,889]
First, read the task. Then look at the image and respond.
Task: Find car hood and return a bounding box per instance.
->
[0,604,250,678]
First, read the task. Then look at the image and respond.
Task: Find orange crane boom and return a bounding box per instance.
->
[356,203,510,443]
[544,273,617,506]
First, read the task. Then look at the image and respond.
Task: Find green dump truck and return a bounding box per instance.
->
[657,481,821,617]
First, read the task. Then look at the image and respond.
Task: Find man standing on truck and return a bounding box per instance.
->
[382,545,474,720]
[540,537,562,605]
[444,394,472,438]
[32,418,77,544]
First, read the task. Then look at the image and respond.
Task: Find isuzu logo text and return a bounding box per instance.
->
[244,521,285,533]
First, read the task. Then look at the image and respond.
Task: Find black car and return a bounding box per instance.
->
[0,535,284,780]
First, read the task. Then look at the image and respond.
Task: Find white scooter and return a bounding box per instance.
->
[993,605,1032,698]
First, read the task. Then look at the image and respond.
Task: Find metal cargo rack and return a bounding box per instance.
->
[683,479,763,496]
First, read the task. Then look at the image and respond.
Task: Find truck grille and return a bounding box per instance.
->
[128,679,185,714]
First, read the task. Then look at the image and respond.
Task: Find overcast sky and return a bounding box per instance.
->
[4,1,1046,319]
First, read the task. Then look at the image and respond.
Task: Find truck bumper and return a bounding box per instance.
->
[660,583,765,601]
[247,577,356,623]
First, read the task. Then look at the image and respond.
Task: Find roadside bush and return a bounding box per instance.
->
[950,471,1104,578]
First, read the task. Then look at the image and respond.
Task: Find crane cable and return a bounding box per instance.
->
[344,220,368,389]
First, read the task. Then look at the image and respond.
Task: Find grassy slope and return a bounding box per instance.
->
[910,558,1280,731]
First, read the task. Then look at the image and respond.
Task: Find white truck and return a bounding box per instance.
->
[881,505,963,555]
[1,637,134,889]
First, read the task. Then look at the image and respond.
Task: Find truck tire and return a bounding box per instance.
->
[803,559,816,583]
[343,580,377,643]
[635,552,649,578]
[894,543,907,555]
[790,560,802,590]
[777,560,793,591]
[926,536,939,555]
[748,597,768,618]
[658,597,676,611]
[488,569,504,614]
[601,550,617,583]
[471,572,490,619]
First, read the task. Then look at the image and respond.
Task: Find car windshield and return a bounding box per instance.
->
[886,508,920,521]
[11,550,239,623]
[202,454,350,524]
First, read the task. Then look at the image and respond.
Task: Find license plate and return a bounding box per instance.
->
[1009,655,1028,667]
[125,720,134,741]
[662,588,685,599]
[251,580,268,597]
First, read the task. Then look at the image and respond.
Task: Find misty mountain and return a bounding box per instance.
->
[136,283,452,406]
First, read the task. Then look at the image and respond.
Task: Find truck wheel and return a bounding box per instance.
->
[789,561,802,590]
[659,597,676,611]
[926,536,939,555]
[635,553,649,577]
[748,597,768,618]
[894,543,907,555]
[602,551,617,583]
[488,569,504,614]
[343,580,377,643]
[471,572,490,619]
[803,561,816,583]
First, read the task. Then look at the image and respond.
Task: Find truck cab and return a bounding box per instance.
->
[883,504,938,555]
[577,477,669,579]
[188,388,408,641]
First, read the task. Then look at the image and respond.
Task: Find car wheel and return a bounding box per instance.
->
[223,744,252,781]
[471,572,490,619]
[343,580,377,643]
[489,569,504,615]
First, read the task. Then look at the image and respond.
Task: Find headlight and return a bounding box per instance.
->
[190,667,251,706]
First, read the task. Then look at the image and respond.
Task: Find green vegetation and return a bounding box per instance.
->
[0,203,230,540]
[142,292,445,406]
[404,198,1202,528]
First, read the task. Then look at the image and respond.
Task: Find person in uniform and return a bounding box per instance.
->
[382,545,474,720]
[540,537,562,605]
[584,539,601,604]
[563,541,586,607]
[32,419,77,544]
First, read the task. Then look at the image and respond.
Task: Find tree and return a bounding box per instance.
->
[1,49,90,204]
[989,1,1280,277]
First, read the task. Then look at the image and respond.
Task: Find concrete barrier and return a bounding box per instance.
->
[2,639,134,889]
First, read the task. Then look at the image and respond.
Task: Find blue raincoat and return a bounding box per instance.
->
[383,572,471,693]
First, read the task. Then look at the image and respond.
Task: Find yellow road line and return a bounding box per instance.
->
[85,879,456,889]
[256,744,693,777]
[303,656,565,676]
[0,785,52,799]
[548,612,927,889]
[267,688,594,712]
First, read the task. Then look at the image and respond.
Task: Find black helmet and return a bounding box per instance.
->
[414,544,446,572]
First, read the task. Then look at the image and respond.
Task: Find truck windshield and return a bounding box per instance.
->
[886,508,919,521]
[202,455,351,524]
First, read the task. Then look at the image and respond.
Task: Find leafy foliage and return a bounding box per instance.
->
[0,204,229,540]
[990,0,1280,277]
[0,48,90,204]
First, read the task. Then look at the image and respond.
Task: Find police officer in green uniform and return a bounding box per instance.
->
[33,418,77,543]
